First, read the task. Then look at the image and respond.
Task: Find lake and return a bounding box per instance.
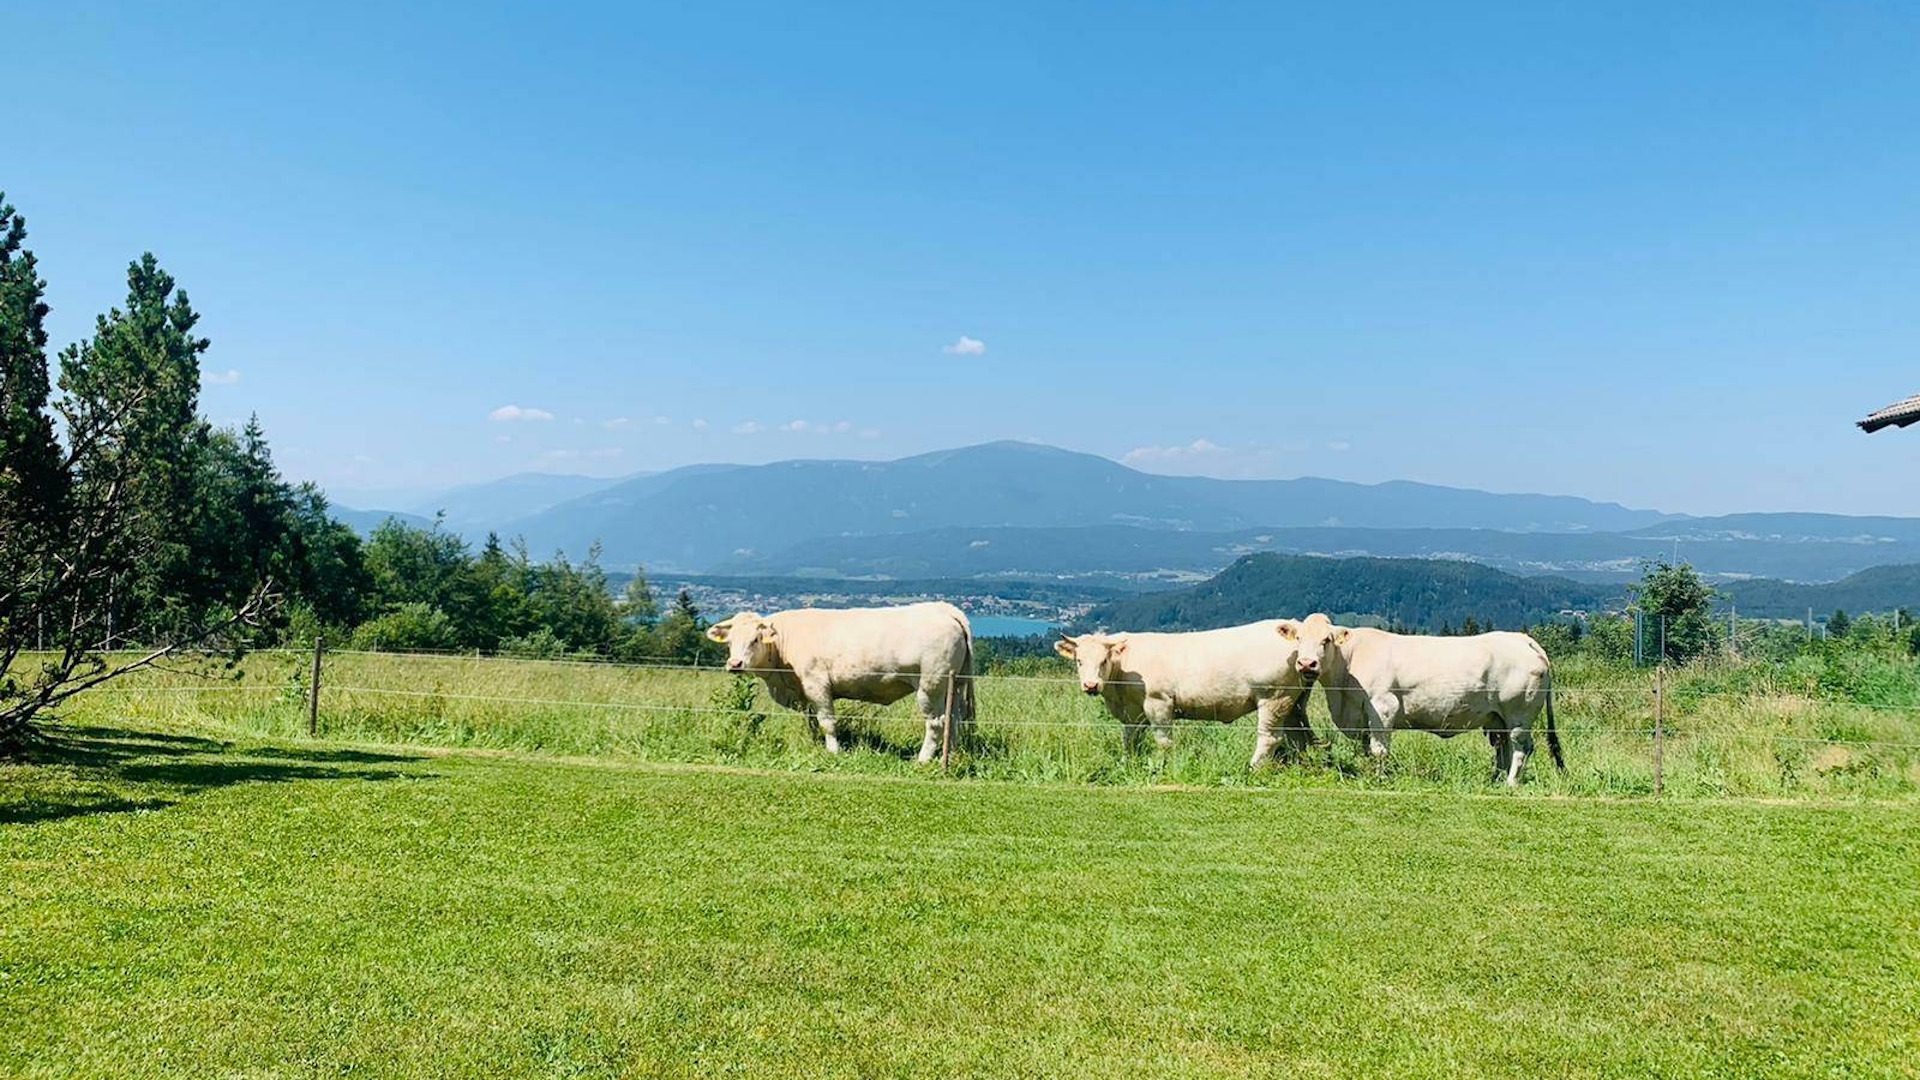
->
[969,615,1061,638]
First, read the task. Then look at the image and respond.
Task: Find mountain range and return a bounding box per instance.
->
[331,441,1920,584]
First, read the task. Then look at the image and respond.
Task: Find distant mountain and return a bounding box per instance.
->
[722,518,1920,584]
[504,441,1677,571]
[405,472,629,535]
[332,507,438,535]
[1078,554,1623,633]
[1721,564,1920,619]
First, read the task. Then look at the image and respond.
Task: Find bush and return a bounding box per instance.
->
[348,603,460,653]
[498,628,567,660]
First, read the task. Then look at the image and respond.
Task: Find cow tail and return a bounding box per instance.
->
[1543,668,1566,773]
[956,628,977,730]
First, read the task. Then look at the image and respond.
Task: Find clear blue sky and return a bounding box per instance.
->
[10,1,1919,515]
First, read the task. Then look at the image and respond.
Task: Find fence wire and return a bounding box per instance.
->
[64,649,1920,753]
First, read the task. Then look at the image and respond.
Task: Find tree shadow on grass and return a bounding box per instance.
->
[3,723,432,827]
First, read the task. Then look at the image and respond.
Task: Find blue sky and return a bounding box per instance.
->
[10,1,1919,515]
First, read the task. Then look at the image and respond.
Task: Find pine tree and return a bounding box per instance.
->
[2,215,272,749]
[0,194,69,664]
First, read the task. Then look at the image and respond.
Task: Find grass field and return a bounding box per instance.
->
[4,718,1918,1078]
[38,648,1920,800]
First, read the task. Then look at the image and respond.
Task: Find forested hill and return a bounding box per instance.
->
[1720,564,1920,618]
[1078,554,1623,633]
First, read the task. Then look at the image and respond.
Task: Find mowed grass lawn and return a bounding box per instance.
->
[4,722,1919,1079]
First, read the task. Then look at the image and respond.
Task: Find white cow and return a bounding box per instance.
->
[1288,613,1565,785]
[1055,620,1315,767]
[706,602,975,762]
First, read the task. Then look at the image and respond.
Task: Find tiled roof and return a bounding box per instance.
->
[1858,394,1920,433]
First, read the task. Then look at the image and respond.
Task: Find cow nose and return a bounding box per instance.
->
[1082,682,1100,695]
[726,660,745,673]
[1298,659,1319,675]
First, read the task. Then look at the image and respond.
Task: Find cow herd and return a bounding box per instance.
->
[707,601,1565,784]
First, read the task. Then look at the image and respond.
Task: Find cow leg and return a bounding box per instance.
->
[813,700,842,754]
[1280,693,1314,754]
[1120,716,1149,755]
[914,682,941,764]
[1250,699,1283,768]
[1365,696,1395,760]
[1506,724,1534,787]
[1251,697,1308,767]
[1486,727,1511,784]
[1144,698,1176,753]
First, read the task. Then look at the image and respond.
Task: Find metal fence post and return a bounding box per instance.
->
[1653,664,1665,798]
[308,635,325,738]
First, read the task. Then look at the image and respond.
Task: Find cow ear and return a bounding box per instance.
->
[706,618,733,643]
[1054,636,1077,659]
[1334,629,1350,645]
[758,623,779,643]
[1109,639,1128,660]
[1276,620,1297,640]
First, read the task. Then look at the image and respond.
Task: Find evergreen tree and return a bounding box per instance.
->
[2,217,273,748]
[1827,609,1851,639]
[0,194,68,667]
[653,588,723,664]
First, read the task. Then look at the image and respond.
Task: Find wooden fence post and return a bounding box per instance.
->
[1653,664,1665,798]
[308,635,325,738]
[941,677,956,771]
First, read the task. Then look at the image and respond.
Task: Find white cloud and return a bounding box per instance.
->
[538,446,625,463]
[733,420,765,435]
[602,417,633,430]
[692,418,710,431]
[779,419,862,435]
[203,368,242,386]
[1121,438,1296,480]
[489,404,556,423]
[652,415,672,426]
[1122,438,1227,466]
[1326,440,1352,452]
[858,428,882,440]
[943,335,987,356]
[493,434,513,444]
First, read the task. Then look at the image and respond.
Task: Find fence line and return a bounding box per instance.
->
[70,680,1920,748]
[280,645,1920,707]
[65,645,1920,715]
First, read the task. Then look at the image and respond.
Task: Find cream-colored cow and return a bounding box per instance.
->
[1288,613,1565,785]
[706,602,974,762]
[1055,621,1314,766]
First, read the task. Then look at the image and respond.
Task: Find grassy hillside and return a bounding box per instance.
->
[28,648,1920,800]
[1080,553,1625,632]
[6,721,1916,1078]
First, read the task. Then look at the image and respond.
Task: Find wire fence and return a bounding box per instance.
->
[50,642,1920,801]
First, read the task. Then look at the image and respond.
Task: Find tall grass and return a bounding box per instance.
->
[31,648,1920,799]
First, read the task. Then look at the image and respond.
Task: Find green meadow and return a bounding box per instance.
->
[4,720,1917,1078]
[6,650,1920,1077]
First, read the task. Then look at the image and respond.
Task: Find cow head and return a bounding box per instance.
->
[1055,632,1127,695]
[1283,613,1348,680]
[706,612,780,674]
